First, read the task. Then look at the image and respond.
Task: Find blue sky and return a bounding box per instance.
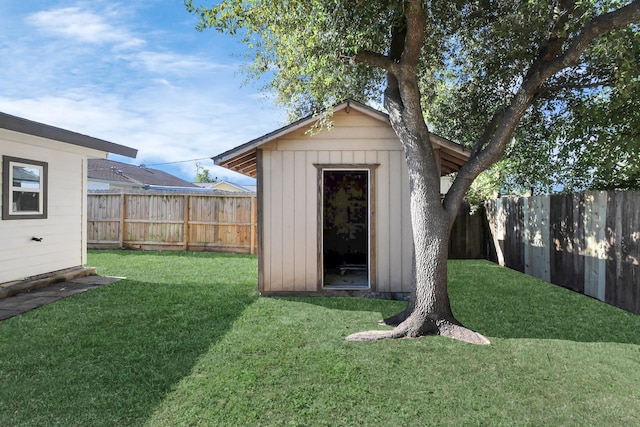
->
[0,0,288,184]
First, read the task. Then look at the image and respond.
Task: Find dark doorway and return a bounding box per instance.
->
[322,170,369,288]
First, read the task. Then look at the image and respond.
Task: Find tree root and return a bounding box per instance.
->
[347,317,436,342]
[347,318,490,345]
[345,328,408,342]
[379,310,409,327]
[436,320,490,345]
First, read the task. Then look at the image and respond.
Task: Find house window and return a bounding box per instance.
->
[2,156,48,220]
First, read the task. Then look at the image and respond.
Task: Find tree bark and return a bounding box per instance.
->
[347,83,490,345]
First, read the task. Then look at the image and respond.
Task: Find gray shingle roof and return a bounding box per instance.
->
[88,159,197,188]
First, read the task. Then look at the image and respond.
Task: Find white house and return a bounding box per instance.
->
[213,100,470,296]
[0,112,137,285]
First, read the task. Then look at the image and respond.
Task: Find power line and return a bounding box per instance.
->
[140,157,214,167]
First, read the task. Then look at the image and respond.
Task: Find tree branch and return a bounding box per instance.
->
[536,1,640,82]
[532,79,614,103]
[470,107,505,158]
[539,79,614,93]
[538,0,576,62]
[354,50,400,75]
[444,0,640,225]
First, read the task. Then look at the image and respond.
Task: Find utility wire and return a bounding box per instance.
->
[138,157,214,167]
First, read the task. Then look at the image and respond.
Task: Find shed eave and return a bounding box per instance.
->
[213,99,471,177]
[213,100,388,167]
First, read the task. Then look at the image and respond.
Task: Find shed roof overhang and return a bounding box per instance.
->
[213,100,469,178]
[0,112,138,158]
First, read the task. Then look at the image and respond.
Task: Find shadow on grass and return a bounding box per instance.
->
[0,277,258,426]
[281,260,640,345]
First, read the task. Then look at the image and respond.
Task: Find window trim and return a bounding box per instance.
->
[2,155,48,220]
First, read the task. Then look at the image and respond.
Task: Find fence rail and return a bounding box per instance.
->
[486,191,640,315]
[87,191,257,254]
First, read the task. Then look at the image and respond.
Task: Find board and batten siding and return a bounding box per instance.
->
[259,109,414,294]
[0,128,102,284]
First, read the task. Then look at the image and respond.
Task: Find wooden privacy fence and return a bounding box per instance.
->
[87,191,257,254]
[486,191,640,315]
[448,203,488,260]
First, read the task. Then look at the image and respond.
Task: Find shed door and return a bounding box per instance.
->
[322,169,370,288]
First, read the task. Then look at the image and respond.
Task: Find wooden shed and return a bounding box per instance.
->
[214,100,469,296]
[0,112,137,285]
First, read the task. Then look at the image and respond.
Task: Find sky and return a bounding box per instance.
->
[0,0,288,184]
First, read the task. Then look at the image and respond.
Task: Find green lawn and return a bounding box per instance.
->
[1,250,639,426]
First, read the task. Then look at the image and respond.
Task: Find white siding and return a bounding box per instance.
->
[260,109,415,293]
[0,129,106,284]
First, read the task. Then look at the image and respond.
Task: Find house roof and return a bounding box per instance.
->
[88,159,198,188]
[0,111,137,158]
[210,181,252,192]
[213,99,470,178]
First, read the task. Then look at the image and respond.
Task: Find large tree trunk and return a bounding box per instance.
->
[346,159,489,344]
[346,147,489,343]
[346,85,490,345]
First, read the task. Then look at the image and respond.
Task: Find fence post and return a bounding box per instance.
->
[183,195,190,251]
[251,196,257,255]
[486,199,506,266]
[119,193,126,248]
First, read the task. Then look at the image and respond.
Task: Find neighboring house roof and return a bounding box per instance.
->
[0,112,137,158]
[88,159,198,188]
[194,181,252,192]
[213,99,470,178]
[12,166,40,184]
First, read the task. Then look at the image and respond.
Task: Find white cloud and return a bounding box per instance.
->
[0,82,285,181]
[126,51,231,75]
[26,6,145,50]
[0,0,288,184]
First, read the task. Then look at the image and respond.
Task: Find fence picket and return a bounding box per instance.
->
[88,191,257,254]
[486,191,640,315]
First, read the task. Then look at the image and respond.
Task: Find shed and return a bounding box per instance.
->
[0,112,137,285]
[214,100,470,296]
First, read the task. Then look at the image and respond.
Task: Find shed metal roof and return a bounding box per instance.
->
[213,100,469,178]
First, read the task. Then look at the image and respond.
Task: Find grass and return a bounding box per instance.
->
[0,251,639,426]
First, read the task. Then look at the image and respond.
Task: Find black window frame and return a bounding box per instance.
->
[2,155,48,220]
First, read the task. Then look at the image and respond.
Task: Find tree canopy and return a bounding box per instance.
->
[188,0,640,193]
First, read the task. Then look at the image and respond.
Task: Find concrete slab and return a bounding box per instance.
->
[0,275,122,321]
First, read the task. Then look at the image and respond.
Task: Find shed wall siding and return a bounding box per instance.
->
[260,110,413,294]
[0,133,98,283]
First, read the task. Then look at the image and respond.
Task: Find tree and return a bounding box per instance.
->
[195,162,217,183]
[186,0,640,344]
